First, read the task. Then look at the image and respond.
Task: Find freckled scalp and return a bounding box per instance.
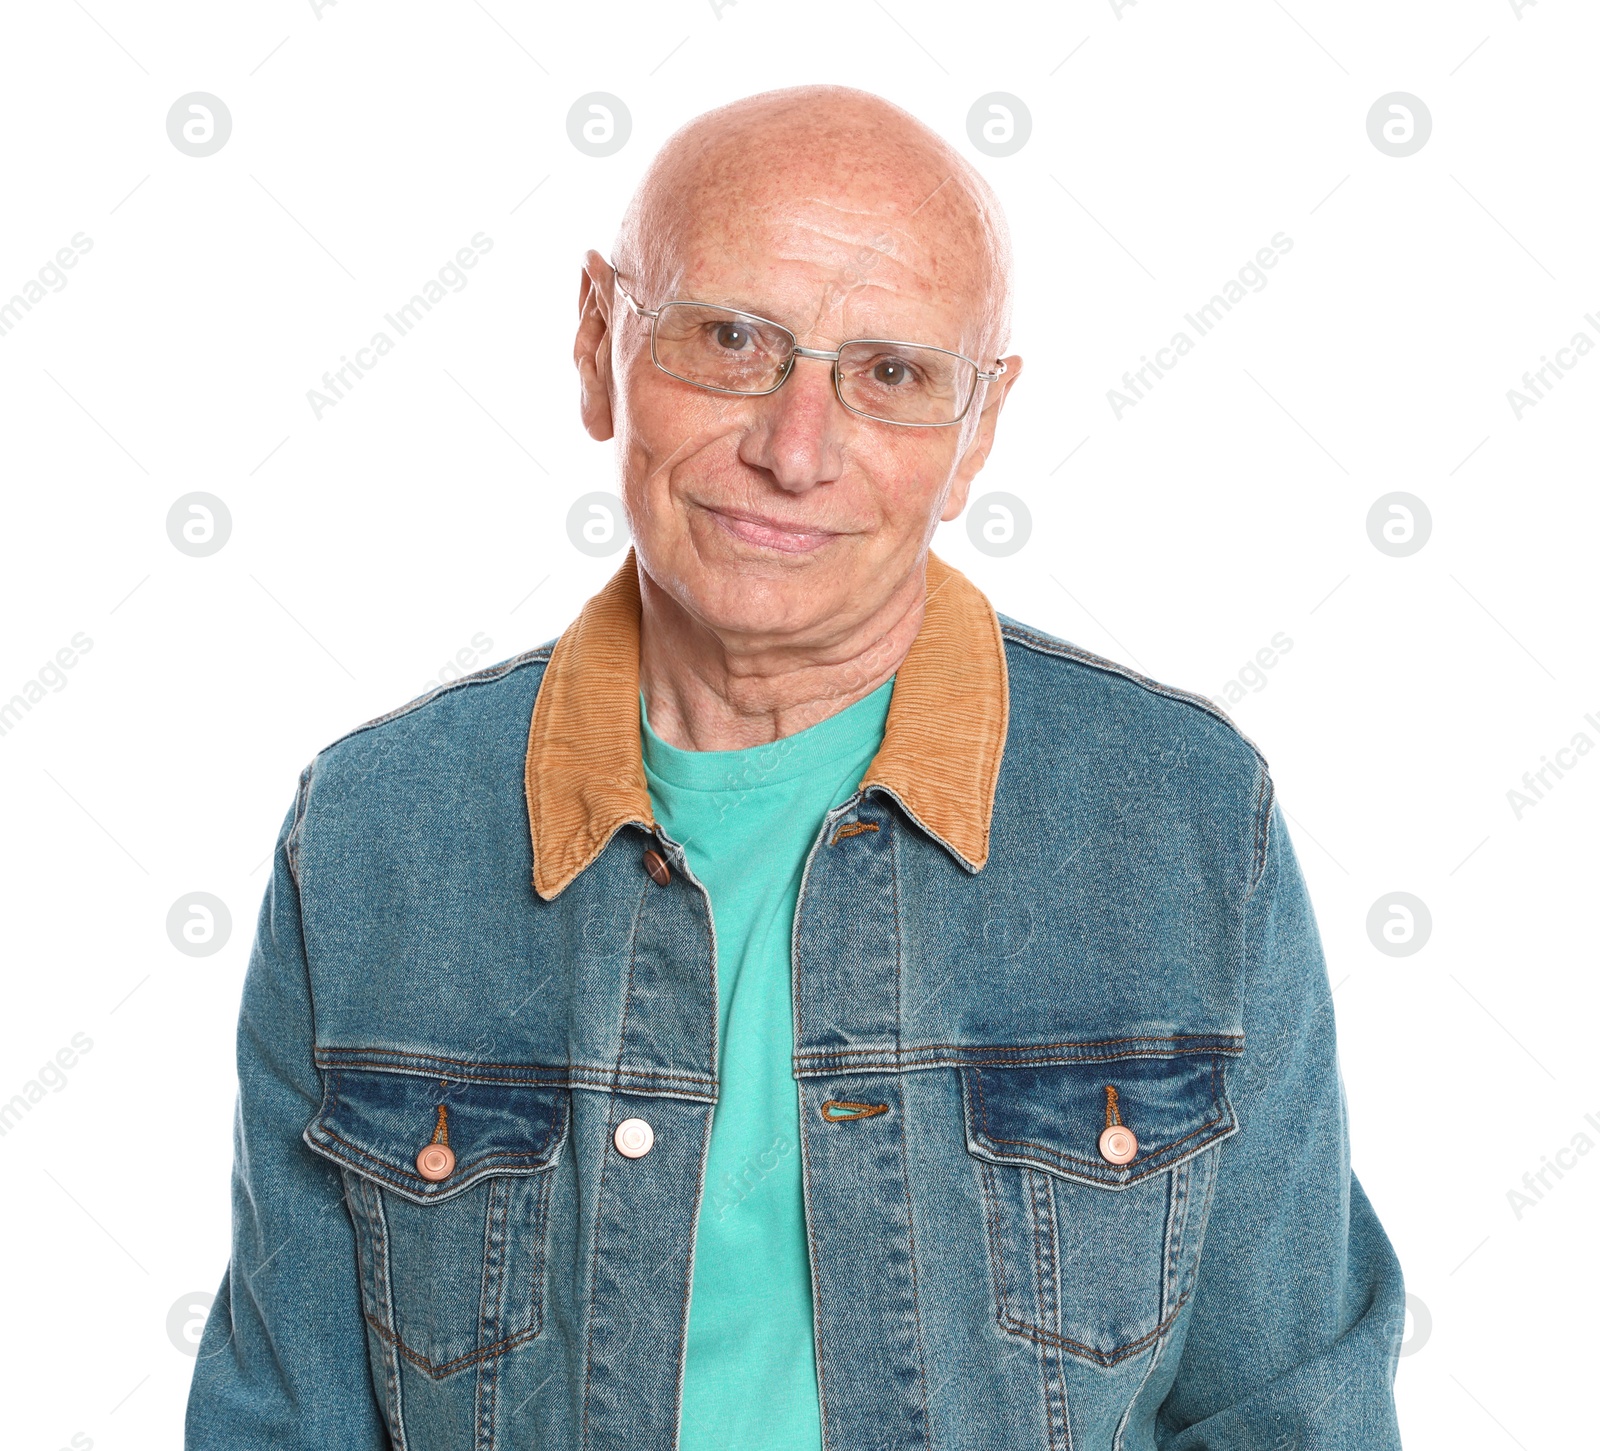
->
[613,86,1013,358]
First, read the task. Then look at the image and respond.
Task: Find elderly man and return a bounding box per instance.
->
[188,87,1405,1450]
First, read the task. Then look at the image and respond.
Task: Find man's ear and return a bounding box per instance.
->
[574,249,616,442]
[941,354,1023,521]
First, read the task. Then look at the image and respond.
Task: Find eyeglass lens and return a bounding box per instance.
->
[650,301,976,424]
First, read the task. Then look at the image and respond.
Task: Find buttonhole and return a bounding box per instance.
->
[821,1098,889,1121]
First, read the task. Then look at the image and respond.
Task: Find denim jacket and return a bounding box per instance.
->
[186,553,1405,1450]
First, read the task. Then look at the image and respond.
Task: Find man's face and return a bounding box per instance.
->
[577,186,1020,651]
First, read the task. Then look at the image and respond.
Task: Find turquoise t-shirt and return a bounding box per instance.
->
[640,679,894,1451]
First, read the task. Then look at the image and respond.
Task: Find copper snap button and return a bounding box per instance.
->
[642,848,671,886]
[614,1117,655,1158]
[1099,1125,1137,1165]
[416,1143,456,1181]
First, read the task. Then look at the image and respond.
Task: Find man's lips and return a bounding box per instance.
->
[703,506,843,555]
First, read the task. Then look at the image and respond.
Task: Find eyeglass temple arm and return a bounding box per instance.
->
[613,278,657,320]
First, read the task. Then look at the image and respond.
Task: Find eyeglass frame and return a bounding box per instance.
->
[610,272,1006,429]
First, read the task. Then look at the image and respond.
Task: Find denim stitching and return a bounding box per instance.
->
[1110,1322,1163,1450]
[363,1312,544,1380]
[314,1130,561,1192]
[791,795,869,1065]
[860,781,983,875]
[1176,1116,1224,1309]
[795,1034,1243,1063]
[897,1097,933,1450]
[985,1060,1221,1368]
[798,1089,833,1449]
[319,645,554,757]
[1111,1168,1180,1451]
[977,1108,1225,1179]
[978,1160,1011,1326]
[475,1178,510,1449]
[475,1346,499,1451]
[296,650,554,898]
[1037,1171,1072,1451]
[531,1168,554,1334]
[669,1109,708,1451]
[284,763,314,886]
[998,621,1268,774]
[311,1083,566,1185]
[889,813,905,1065]
[888,819,934,1449]
[579,870,651,1450]
[1245,762,1276,898]
[313,1047,718,1093]
[998,1289,1193,1368]
[968,1062,1231,1182]
[1163,1157,1190,1318]
[356,1168,556,1387]
[481,1176,510,1345]
[342,1168,381,1319]
[1025,1169,1049,1434]
[365,1178,409,1445]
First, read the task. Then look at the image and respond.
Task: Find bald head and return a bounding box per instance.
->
[613,86,1012,362]
[573,86,1025,698]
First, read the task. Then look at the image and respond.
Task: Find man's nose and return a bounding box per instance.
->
[735,354,848,494]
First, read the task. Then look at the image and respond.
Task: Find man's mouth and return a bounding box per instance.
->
[703,506,842,556]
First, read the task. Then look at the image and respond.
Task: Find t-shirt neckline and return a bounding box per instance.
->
[639,678,894,794]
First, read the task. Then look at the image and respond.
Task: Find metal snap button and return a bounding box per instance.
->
[642,848,671,886]
[416,1143,456,1181]
[614,1117,655,1158]
[1099,1125,1138,1165]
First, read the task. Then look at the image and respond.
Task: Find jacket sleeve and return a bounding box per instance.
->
[185,783,390,1449]
[1158,785,1406,1449]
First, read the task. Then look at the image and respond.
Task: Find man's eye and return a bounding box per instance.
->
[871,357,917,387]
[712,322,753,351]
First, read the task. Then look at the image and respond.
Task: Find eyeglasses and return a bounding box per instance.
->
[612,275,1005,428]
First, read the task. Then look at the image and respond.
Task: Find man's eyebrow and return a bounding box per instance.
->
[657,277,977,354]
[664,281,789,321]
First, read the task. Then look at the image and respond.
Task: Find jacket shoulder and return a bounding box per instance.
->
[316,644,554,763]
[281,644,554,879]
[999,614,1267,774]
[998,615,1274,887]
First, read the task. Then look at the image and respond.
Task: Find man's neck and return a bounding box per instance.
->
[637,562,925,752]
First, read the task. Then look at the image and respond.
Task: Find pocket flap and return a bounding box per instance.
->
[961,1052,1236,1189]
[304,1062,568,1205]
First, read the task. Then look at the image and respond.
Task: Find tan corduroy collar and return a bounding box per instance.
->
[524,550,1009,899]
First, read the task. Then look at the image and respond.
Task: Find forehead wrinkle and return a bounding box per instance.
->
[614,86,1013,353]
[693,202,982,337]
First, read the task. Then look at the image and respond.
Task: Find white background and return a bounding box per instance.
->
[1,1,1595,1446]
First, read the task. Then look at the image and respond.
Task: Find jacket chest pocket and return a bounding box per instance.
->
[303,1063,567,1380]
[960,1050,1237,1367]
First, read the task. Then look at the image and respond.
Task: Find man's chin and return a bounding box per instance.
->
[673,558,848,640]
